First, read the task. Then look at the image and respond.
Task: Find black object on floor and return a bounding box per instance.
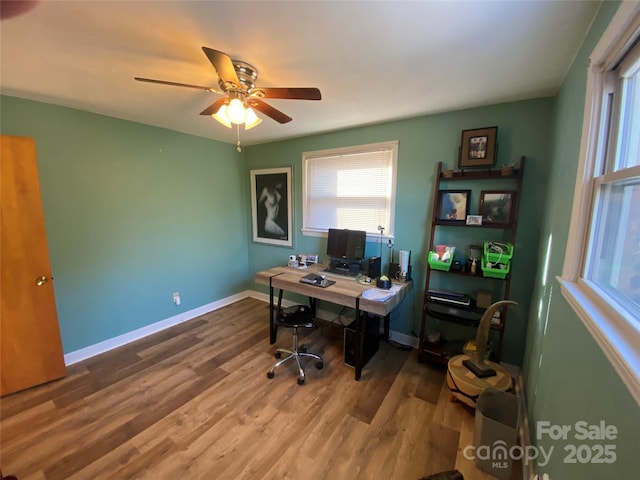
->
[420,469,464,480]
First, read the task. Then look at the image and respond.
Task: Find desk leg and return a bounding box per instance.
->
[355,297,363,381]
[383,314,390,341]
[269,277,276,344]
[309,297,317,317]
[268,274,285,344]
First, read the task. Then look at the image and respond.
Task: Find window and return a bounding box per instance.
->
[585,42,640,322]
[302,141,397,239]
[560,4,640,404]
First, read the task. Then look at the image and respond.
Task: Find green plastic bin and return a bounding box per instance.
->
[481,255,510,279]
[428,251,453,272]
[484,242,514,264]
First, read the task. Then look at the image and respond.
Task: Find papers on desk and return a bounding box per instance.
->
[362,285,402,302]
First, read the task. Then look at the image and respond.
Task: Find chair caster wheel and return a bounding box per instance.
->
[274,351,282,359]
[299,345,307,353]
[316,362,324,370]
[297,377,305,385]
[267,371,275,379]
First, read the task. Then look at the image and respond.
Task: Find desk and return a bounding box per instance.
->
[254,264,412,380]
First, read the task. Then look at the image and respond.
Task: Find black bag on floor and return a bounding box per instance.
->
[420,470,464,480]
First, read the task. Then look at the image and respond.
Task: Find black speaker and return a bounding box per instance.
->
[368,256,381,278]
[389,262,400,280]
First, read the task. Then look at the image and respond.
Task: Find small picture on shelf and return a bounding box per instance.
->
[479,190,515,226]
[437,190,470,223]
[466,214,483,226]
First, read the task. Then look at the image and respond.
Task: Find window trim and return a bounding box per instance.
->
[301,140,398,241]
[559,1,640,405]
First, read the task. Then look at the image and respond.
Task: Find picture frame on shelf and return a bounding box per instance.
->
[466,214,483,226]
[437,190,471,223]
[459,126,498,168]
[479,190,515,226]
[250,166,293,247]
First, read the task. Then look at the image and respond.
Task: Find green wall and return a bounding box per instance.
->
[245,97,554,365]
[523,1,640,477]
[2,93,554,367]
[4,8,637,472]
[1,95,249,352]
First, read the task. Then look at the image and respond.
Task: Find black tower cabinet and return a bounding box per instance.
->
[344,314,380,368]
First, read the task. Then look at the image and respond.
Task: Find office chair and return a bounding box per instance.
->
[266,304,323,385]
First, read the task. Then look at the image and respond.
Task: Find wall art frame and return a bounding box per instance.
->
[250,166,293,247]
[436,190,471,223]
[459,126,498,168]
[479,190,515,226]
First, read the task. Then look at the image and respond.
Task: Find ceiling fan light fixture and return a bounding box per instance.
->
[212,103,232,128]
[244,107,262,130]
[137,48,322,135]
[227,98,247,124]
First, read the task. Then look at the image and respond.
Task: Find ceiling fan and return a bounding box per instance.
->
[135,47,321,131]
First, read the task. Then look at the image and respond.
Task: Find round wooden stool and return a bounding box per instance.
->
[446,354,512,408]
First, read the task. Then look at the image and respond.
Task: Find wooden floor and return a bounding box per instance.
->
[1,297,502,480]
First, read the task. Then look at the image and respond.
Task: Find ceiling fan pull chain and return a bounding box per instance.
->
[236,124,242,152]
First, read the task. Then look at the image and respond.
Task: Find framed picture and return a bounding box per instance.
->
[466,214,483,226]
[459,126,498,168]
[479,191,515,226]
[250,167,293,247]
[437,190,471,223]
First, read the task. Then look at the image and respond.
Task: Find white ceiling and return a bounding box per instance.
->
[0,0,600,146]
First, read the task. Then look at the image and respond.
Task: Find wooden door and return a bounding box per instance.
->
[1,135,66,396]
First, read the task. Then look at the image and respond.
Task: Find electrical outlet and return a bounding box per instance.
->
[172,292,181,306]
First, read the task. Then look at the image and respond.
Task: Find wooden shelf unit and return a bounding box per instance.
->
[418,156,526,366]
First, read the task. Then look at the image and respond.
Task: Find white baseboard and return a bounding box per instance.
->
[66,289,419,366]
[516,370,535,480]
[64,290,254,365]
[500,363,534,480]
[389,330,419,348]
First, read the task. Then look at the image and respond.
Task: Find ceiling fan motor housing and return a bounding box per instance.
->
[219,60,258,93]
[136,47,319,125]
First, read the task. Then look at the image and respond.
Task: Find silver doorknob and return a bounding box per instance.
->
[35,276,48,286]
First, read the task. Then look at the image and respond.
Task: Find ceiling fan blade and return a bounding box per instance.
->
[202,47,241,88]
[248,98,292,124]
[134,77,220,93]
[199,98,228,116]
[257,87,321,100]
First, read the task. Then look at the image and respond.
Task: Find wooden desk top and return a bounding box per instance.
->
[254,264,412,317]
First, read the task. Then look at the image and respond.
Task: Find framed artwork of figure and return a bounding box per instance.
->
[250,167,293,247]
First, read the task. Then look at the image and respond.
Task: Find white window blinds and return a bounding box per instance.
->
[302,141,397,236]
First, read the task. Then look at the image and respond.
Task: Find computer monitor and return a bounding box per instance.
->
[326,228,366,260]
